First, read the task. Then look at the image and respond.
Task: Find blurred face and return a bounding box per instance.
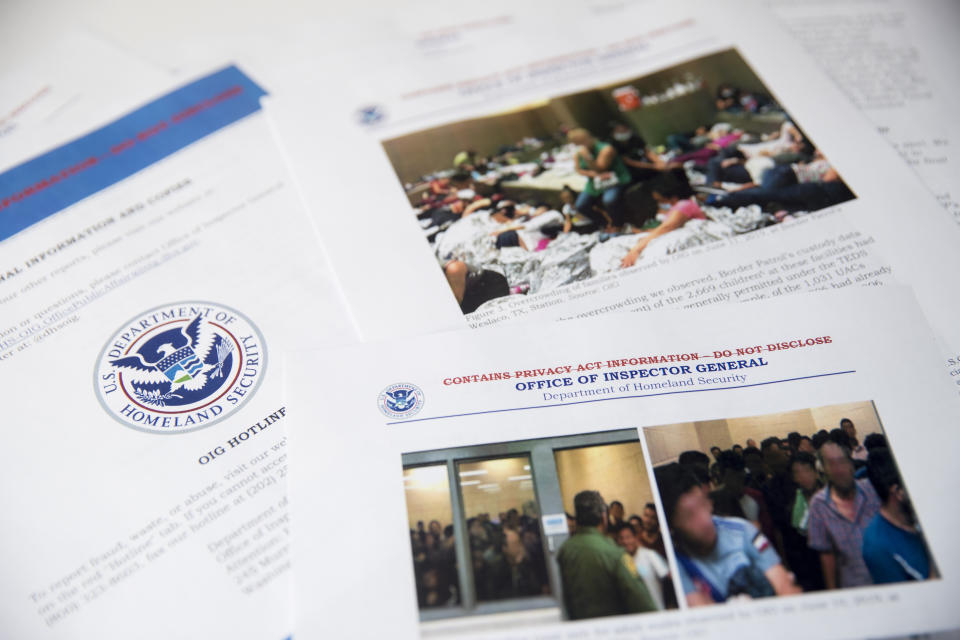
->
[612,124,632,142]
[710,447,722,460]
[821,442,855,493]
[723,468,746,495]
[671,486,717,554]
[569,131,592,147]
[503,529,526,564]
[617,527,639,555]
[423,569,438,589]
[429,521,442,537]
[560,189,574,205]
[522,529,538,547]
[798,438,815,454]
[764,443,788,473]
[891,485,916,525]
[629,516,643,534]
[792,462,819,492]
[609,503,624,522]
[746,439,757,448]
[641,506,659,533]
[841,420,856,441]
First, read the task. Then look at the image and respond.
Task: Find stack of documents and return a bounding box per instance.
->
[0,0,957,638]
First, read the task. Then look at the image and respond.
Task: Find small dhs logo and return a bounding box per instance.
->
[356,104,385,125]
[94,302,266,434]
[377,383,424,419]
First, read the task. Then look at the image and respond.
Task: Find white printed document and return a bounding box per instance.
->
[286,286,957,639]
[0,32,171,172]
[771,0,960,220]
[0,62,355,638]
[267,0,960,389]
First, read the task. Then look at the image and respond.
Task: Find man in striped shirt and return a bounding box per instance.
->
[806,439,880,589]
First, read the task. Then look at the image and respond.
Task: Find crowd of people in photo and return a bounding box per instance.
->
[405,82,853,315]
[410,506,550,609]
[558,495,677,617]
[408,494,678,618]
[653,418,936,607]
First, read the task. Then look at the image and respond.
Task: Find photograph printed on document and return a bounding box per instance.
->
[381,49,855,317]
[642,400,938,607]
[402,428,677,623]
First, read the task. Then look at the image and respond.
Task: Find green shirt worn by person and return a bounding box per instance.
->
[578,141,632,196]
[791,489,811,535]
[557,526,657,619]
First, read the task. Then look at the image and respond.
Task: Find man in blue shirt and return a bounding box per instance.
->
[862,448,936,584]
[655,463,801,606]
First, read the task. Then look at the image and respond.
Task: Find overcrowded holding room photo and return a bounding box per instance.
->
[382,48,855,317]
[641,401,937,607]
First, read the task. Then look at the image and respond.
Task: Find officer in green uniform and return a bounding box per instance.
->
[557,490,657,620]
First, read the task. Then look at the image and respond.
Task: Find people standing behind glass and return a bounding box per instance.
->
[485,527,550,599]
[614,523,671,610]
[638,502,667,558]
[607,500,625,532]
[557,490,657,619]
[412,521,458,607]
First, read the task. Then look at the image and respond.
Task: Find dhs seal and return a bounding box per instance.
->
[94,302,266,434]
[378,383,424,419]
[356,104,385,125]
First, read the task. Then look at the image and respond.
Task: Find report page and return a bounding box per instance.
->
[0,62,355,638]
[267,0,960,390]
[286,286,957,639]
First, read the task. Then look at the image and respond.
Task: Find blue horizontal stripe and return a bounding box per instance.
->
[0,65,267,241]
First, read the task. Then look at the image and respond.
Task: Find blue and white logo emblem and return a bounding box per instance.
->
[378,382,424,419]
[94,302,266,434]
[356,104,385,125]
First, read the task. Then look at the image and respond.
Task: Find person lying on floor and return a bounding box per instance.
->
[488,201,565,251]
[442,259,510,314]
[710,155,849,213]
[703,139,817,190]
[667,125,744,168]
[736,120,803,160]
[620,183,705,268]
[684,120,803,187]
